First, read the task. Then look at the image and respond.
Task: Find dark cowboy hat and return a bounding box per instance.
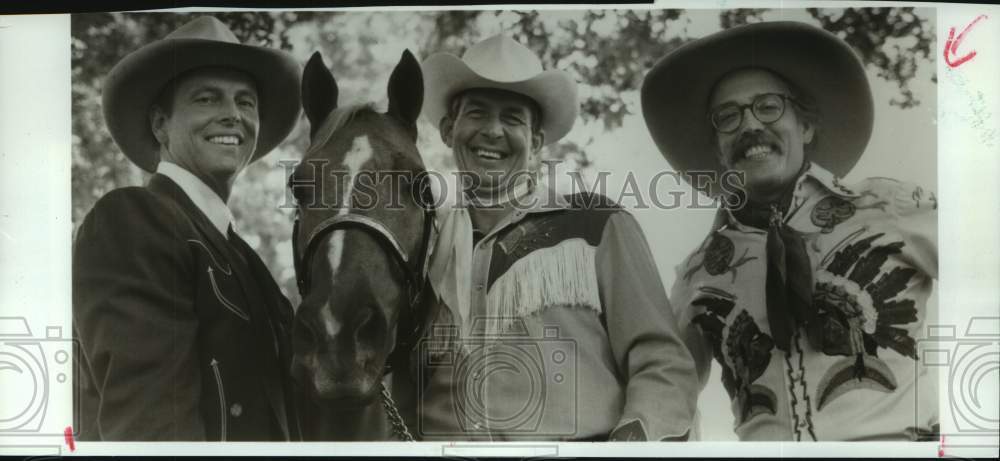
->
[102,16,301,173]
[641,21,873,195]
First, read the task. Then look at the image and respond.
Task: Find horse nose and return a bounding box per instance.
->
[293,309,320,353]
[297,305,351,351]
[295,300,388,356]
[353,307,378,343]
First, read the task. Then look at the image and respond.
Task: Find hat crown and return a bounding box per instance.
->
[461,35,544,82]
[164,16,240,44]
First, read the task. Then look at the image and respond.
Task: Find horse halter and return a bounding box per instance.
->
[290,171,436,369]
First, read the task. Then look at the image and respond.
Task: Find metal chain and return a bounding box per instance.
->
[379,381,414,441]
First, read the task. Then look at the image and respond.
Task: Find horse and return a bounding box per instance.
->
[288,50,434,441]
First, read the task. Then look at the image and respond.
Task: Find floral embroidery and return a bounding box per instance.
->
[811,193,894,234]
[692,287,776,425]
[691,288,737,396]
[811,196,856,233]
[683,233,757,282]
[727,310,777,423]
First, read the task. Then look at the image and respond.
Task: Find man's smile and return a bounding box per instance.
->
[729,131,782,165]
[740,143,777,162]
[205,134,244,146]
[470,146,510,162]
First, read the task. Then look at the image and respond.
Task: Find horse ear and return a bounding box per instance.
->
[387,49,424,130]
[302,52,339,138]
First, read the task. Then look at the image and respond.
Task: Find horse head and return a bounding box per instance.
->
[290,50,430,406]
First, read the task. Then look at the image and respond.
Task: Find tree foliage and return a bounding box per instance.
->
[807,8,934,108]
[71,7,935,305]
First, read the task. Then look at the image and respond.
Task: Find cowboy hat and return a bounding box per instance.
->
[422,34,578,144]
[102,16,301,173]
[641,21,873,195]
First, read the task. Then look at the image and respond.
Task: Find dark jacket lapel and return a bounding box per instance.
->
[148,173,291,439]
[148,174,232,263]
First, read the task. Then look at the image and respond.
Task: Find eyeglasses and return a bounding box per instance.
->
[709,93,797,134]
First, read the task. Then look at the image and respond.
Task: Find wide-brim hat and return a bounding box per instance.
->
[422,35,578,145]
[641,21,873,195]
[102,16,302,173]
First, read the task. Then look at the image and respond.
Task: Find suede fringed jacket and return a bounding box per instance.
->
[417,188,698,441]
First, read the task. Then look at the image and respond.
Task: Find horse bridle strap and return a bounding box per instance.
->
[294,212,423,299]
[308,213,411,264]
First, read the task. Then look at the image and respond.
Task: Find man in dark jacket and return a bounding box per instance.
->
[73,16,302,441]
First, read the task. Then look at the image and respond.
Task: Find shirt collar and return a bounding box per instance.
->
[521,181,572,214]
[156,161,235,236]
[716,162,858,232]
[799,162,861,199]
[434,179,571,245]
[436,178,571,218]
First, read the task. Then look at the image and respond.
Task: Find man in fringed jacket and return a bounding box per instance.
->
[415,34,698,441]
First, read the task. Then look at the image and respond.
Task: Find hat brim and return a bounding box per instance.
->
[422,53,578,144]
[641,21,873,195]
[102,38,302,172]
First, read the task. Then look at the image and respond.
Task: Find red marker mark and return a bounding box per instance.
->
[64,426,75,452]
[944,15,988,68]
[938,434,945,458]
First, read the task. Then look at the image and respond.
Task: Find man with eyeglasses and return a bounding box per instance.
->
[641,22,938,440]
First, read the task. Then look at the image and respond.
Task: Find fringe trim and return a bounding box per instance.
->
[485,238,601,336]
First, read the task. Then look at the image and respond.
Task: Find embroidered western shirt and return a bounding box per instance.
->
[417,188,698,441]
[670,163,938,441]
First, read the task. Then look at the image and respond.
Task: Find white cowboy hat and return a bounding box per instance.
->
[421,34,578,144]
[102,16,302,173]
[641,21,874,195]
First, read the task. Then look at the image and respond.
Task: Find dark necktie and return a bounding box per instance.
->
[733,197,816,352]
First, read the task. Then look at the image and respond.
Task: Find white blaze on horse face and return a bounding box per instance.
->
[341,135,374,196]
[328,230,346,281]
[326,135,375,279]
[320,305,342,339]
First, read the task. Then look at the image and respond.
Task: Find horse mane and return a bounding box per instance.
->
[307,103,378,155]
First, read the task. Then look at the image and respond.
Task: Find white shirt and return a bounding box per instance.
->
[156,161,235,237]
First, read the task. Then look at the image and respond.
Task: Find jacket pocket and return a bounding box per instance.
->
[210,358,228,441]
[207,266,250,322]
